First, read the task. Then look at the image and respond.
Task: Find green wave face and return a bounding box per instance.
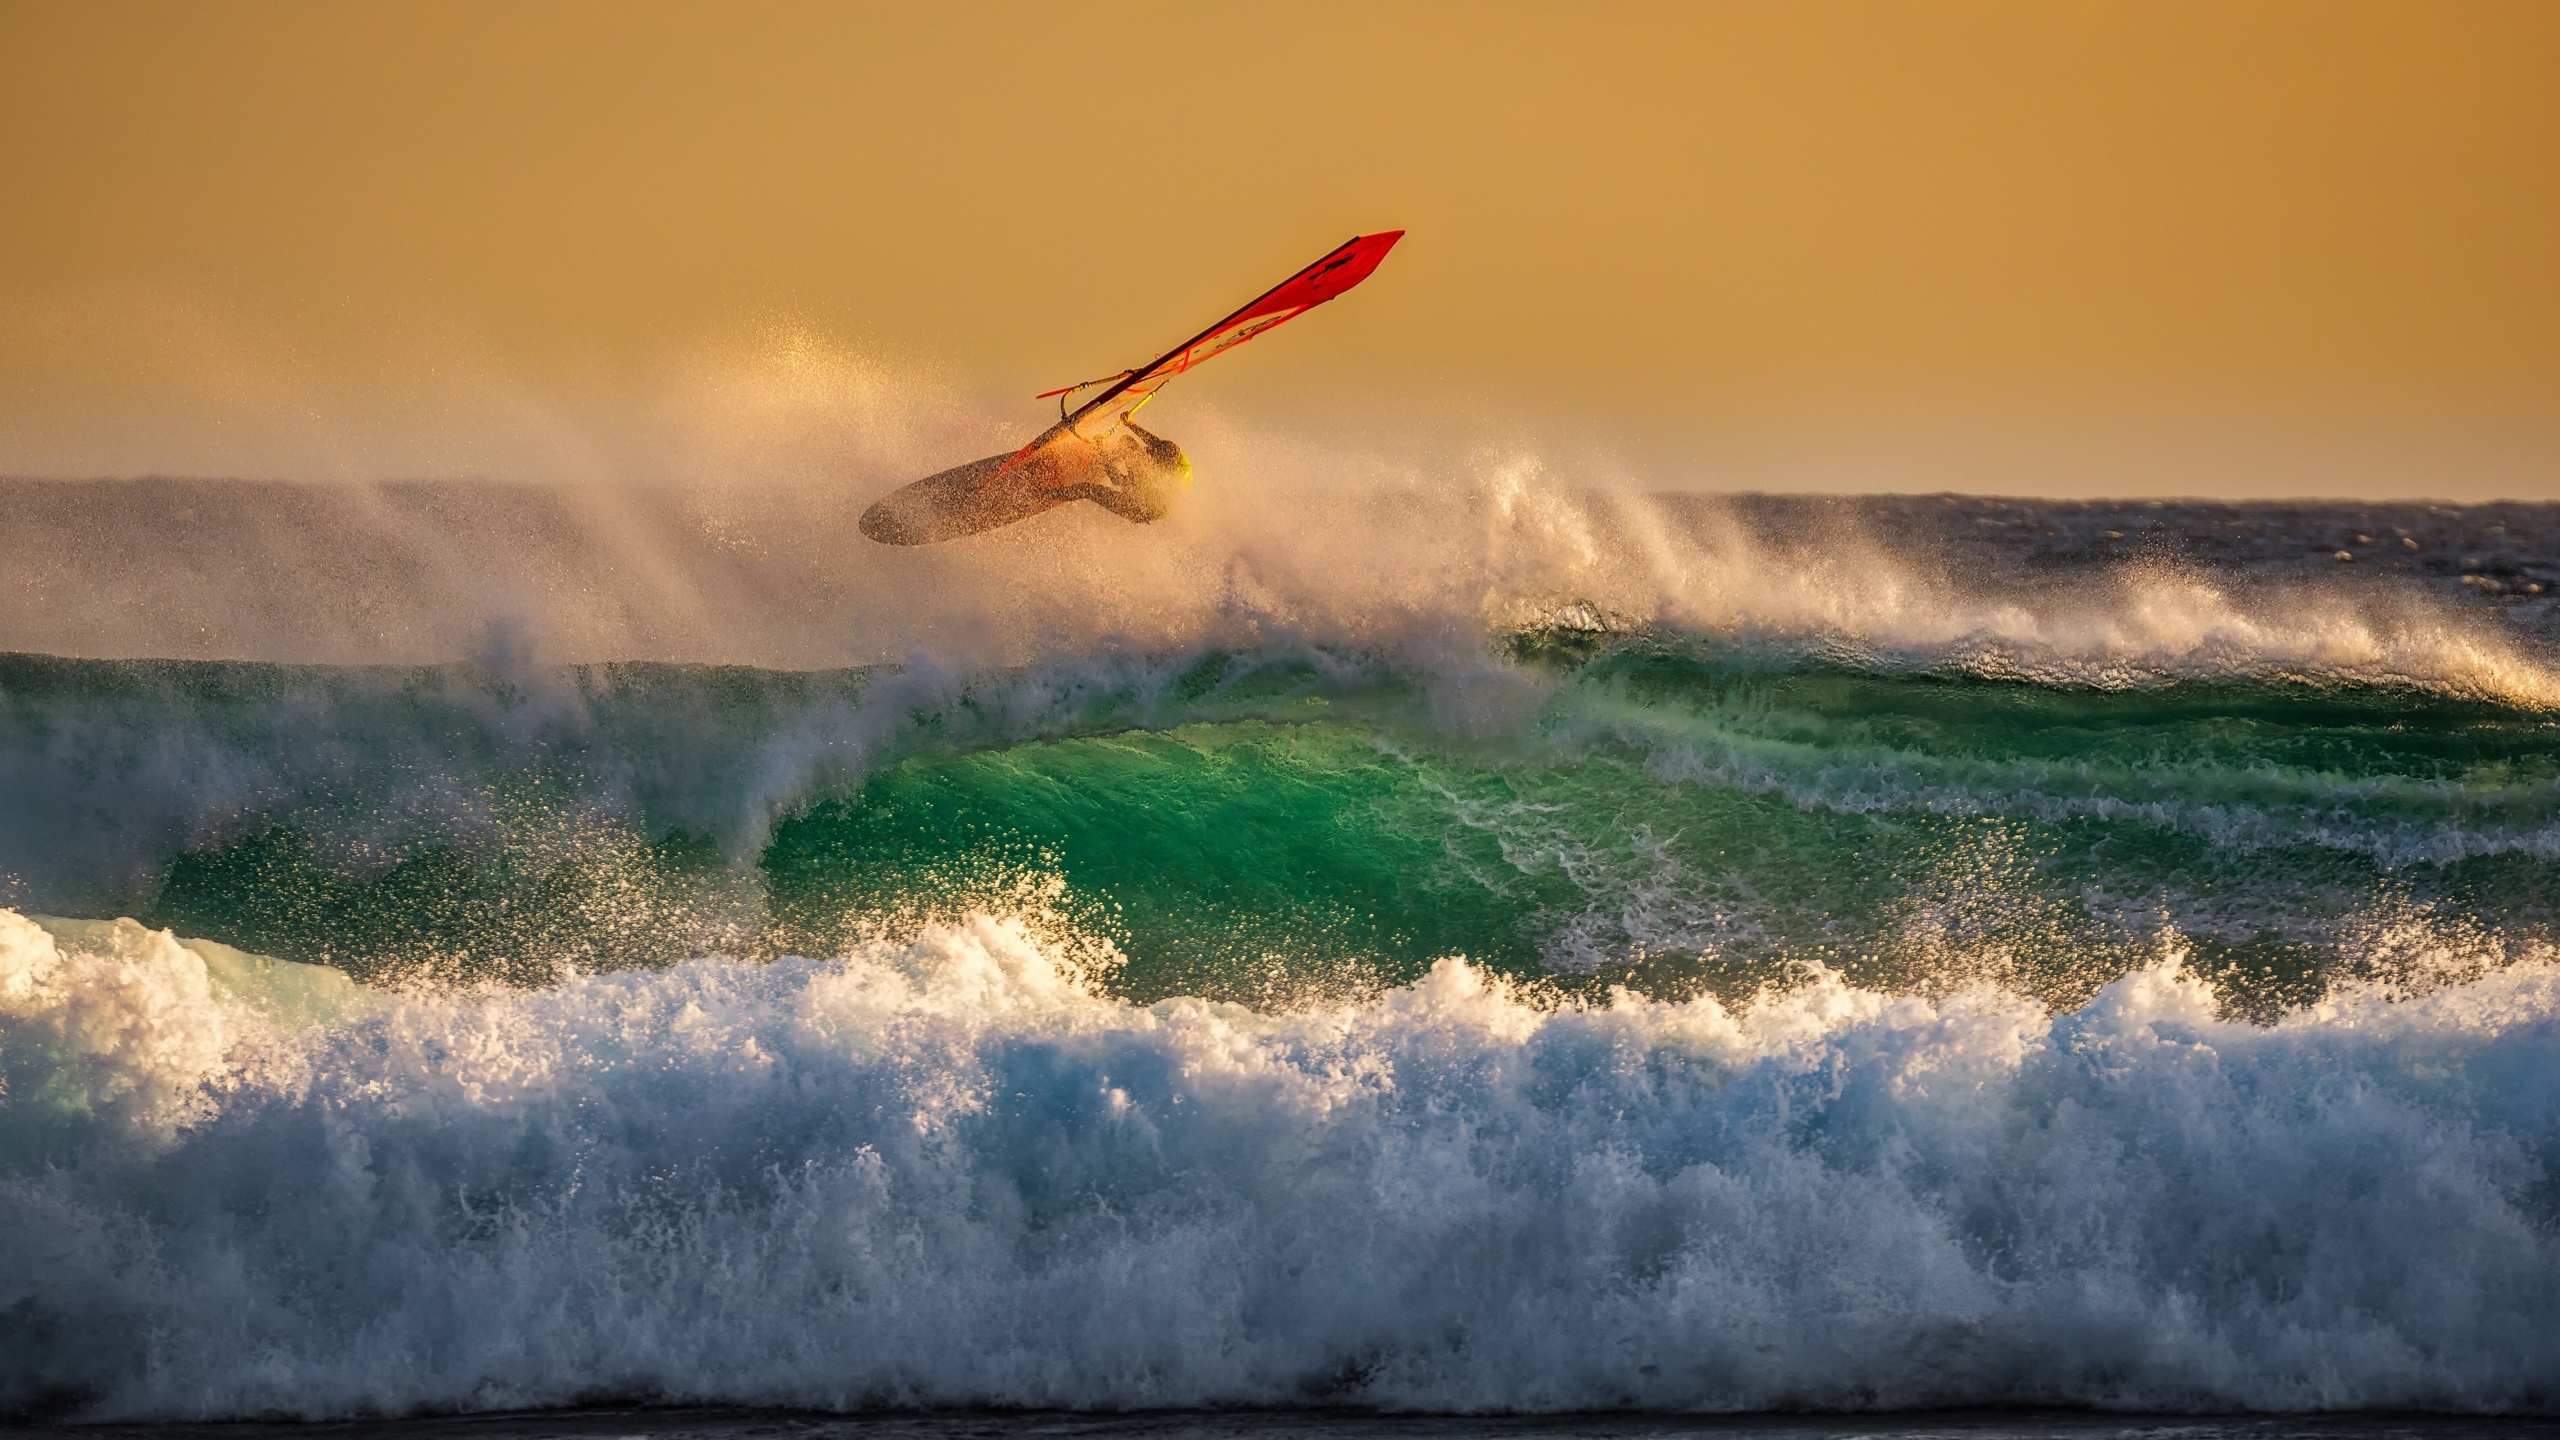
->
[61,637,2551,1016]
[757,652,2558,1012]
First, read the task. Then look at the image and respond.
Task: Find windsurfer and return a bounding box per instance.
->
[861,229,1399,545]
[1055,418,1190,523]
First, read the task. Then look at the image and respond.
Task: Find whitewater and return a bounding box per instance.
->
[3,405,2559,1422]
[8,902,2560,1420]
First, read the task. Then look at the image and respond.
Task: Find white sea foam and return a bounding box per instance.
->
[6,414,2558,708]
[0,913,369,1149]
[2,907,2554,1418]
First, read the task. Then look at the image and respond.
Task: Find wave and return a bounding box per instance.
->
[12,360,2560,1426]
[4,906,2556,1419]
[6,473,2557,699]
[5,618,2556,1007]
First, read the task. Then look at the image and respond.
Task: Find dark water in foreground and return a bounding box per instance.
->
[23,1407,2560,1440]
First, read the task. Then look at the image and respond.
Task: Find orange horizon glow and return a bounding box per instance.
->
[3,1,2556,498]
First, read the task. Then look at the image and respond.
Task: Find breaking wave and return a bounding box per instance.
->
[3,907,2557,1418]
[5,474,2559,1421]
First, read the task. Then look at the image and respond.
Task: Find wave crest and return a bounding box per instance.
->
[4,908,2556,1418]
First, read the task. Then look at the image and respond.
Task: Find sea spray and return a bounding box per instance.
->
[2,908,2556,1417]
[9,627,2550,1003]
[5,494,2557,1420]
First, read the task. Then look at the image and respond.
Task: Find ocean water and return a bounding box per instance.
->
[3,485,2558,1424]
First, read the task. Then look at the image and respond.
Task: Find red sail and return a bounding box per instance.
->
[1059,230,1404,433]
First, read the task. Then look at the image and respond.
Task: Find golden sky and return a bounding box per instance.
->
[4,1,2557,494]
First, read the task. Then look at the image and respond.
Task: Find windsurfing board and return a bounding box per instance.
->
[860,230,1403,545]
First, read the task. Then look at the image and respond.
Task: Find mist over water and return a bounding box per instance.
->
[4,373,2559,1420]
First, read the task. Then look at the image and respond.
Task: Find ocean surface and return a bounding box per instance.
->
[4,486,2558,1425]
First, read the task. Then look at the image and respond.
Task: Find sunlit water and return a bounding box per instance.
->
[4,489,2557,1423]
